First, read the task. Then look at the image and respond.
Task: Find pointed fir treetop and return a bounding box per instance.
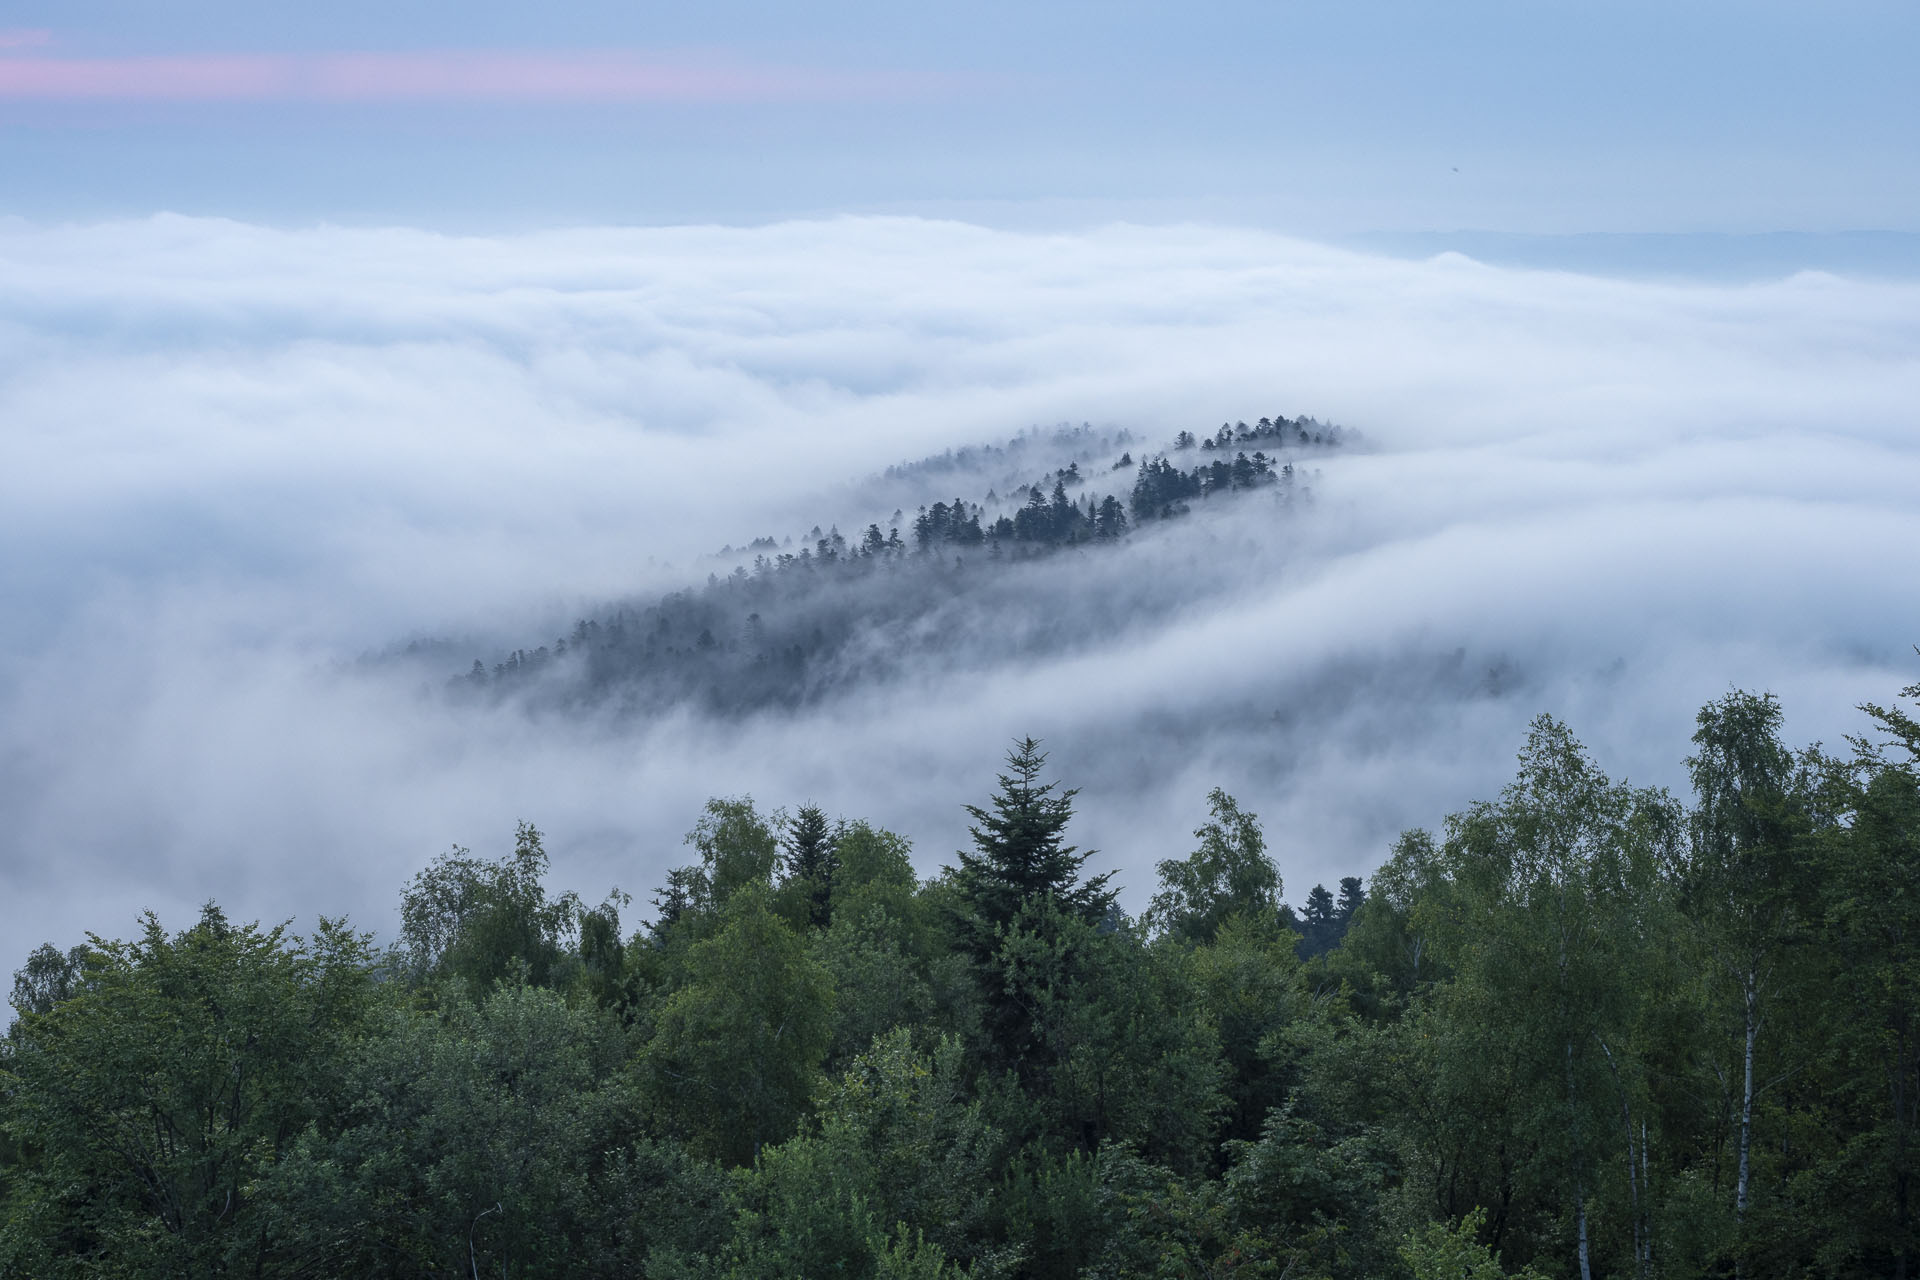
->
[782,803,837,883]
[781,802,839,930]
[1335,875,1365,923]
[952,737,1114,940]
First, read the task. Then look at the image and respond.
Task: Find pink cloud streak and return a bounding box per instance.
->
[0,50,938,103]
[0,29,52,49]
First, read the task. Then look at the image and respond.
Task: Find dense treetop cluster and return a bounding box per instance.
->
[447,415,1343,714]
[5,678,1918,1279]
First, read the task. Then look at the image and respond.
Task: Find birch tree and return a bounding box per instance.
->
[1685,690,1813,1274]
[1432,715,1677,1280]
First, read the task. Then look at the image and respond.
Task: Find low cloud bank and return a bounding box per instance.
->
[2,215,1917,969]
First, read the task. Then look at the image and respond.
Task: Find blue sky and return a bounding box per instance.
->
[4,1,1917,237]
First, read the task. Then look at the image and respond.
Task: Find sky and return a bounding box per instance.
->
[2,4,1919,976]
[1,1,1917,241]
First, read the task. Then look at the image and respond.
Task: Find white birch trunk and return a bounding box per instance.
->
[1642,1118,1653,1276]
[1569,1036,1592,1280]
[1597,1035,1646,1279]
[1734,965,1757,1280]
[1738,968,1756,1219]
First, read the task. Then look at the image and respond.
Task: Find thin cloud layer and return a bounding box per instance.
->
[2,215,1917,974]
[0,48,940,103]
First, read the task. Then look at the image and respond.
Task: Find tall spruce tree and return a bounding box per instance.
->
[1299,883,1340,957]
[782,803,839,929]
[951,737,1113,954]
[1336,876,1364,926]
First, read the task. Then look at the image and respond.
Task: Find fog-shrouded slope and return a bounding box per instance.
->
[439,416,1346,718]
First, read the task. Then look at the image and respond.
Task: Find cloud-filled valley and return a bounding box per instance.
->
[3,213,1918,965]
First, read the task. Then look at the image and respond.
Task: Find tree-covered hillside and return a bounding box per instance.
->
[6,676,1917,1279]
[445,415,1345,716]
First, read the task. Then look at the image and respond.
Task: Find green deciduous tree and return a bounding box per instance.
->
[1186,911,1313,1143]
[259,981,720,1278]
[8,943,89,1019]
[1146,787,1280,944]
[725,1030,997,1278]
[0,907,375,1278]
[1685,691,1817,1270]
[688,796,783,907]
[1423,715,1680,1280]
[398,822,581,989]
[1805,680,1920,1278]
[646,887,834,1164]
[990,900,1226,1171]
[1401,1208,1547,1280]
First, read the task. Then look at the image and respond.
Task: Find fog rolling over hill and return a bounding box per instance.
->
[2,216,1919,963]
[439,416,1339,717]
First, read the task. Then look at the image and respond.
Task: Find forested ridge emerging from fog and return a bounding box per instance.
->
[6,676,1919,1280]
[443,414,1345,715]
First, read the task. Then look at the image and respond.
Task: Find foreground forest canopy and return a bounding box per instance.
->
[5,678,1918,1279]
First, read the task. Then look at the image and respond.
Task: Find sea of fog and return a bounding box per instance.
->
[3,214,1918,972]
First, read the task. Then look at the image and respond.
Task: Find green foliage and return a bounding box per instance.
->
[574,892,631,1010]
[814,904,936,1071]
[725,1030,997,1278]
[951,739,1127,1088]
[398,821,582,988]
[258,982,664,1276]
[1185,913,1311,1142]
[0,907,375,1277]
[779,802,841,930]
[832,820,924,928]
[647,796,788,964]
[1408,716,1680,1275]
[1216,1102,1394,1278]
[645,886,835,1165]
[10,677,1920,1279]
[1146,788,1280,945]
[1400,1208,1547,1280]
[988,899,1227,1170]
[951,737,1115,954]
[993,1147,1106,1280]
[1826,756,1920,1271]
[8,942,89,1018]
[688,796,784,907]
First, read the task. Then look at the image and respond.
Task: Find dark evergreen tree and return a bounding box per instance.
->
[1299,883,1339,957]
[782,803,839,929]
[454,414,1341,717]
[1014,486,1054,543]
[1048,479,1079,543]
[1336,875,1365,927]
[950,737,1114,955]
[649,865,703,943]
